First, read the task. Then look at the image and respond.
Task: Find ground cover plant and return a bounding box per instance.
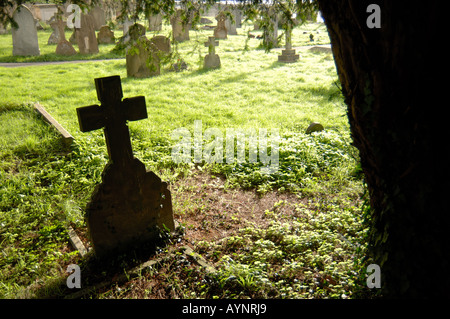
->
[0,19,374,299]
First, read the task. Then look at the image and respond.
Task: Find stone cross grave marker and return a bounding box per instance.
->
[47,15,61,44]
[203,36,220,69]
[12,5,40,56]
[52,15,76,56]
[214,11,227,39]
[278,24,299,63]
[76,76,175,258]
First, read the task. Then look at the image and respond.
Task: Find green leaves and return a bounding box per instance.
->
[213,129,360,195]
[197,201,368,299]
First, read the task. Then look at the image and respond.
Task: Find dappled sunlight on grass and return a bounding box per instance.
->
[0,21,371,299]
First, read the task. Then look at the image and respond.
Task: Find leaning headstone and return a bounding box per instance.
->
[148,13,163,31]
[12,5,40,56]
[170,10,189,42]
[278,25,299,63]
[76,13,99,54]
[76,76,174,258]
[203,36,220,69]
[126,36,160,78]
[214,11,227,39]
[97,25,115,44]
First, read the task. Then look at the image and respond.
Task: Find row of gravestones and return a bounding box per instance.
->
[120,7,299,77]
[10,5,102,56]
[11,4,298,75]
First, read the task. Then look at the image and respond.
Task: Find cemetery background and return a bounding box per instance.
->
[0,12,371,299]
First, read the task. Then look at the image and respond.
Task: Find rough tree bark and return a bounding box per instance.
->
[318,0,450,298]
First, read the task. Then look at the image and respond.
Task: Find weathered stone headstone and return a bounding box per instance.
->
[148,13,163,31]
[97,25,115,44]
[90,6,106,30]
[56,38,77,56]
[278,25,299,63]
[203,36,220,69]
[126,36,160,78]
[31,3,58,23]
[76,13,99,54]
[12,5,40,56]
[170,10,190,42]
[214,11,227,39]
[76,76,174,258]
[150,35,171,53]
[55,17,77,56]
[224,9,237,35]
[121,22,145,44]
[128,23,146,42]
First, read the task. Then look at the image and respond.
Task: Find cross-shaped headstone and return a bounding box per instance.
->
[204,36,219,55]
[76,76,147,166]
[76,76,174,258]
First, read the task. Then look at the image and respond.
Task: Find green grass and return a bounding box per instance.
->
[0,21,372,299]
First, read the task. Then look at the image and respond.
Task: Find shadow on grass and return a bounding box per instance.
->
[32,230,179,299]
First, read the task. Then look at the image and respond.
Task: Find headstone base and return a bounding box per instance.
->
[56,39,77,56]
[204,53,221,69]
[86,158,175,258]
[278,49,299,63]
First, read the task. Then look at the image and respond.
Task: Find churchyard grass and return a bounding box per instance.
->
[0,21,371,298]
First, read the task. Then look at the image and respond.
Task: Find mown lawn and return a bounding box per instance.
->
[0,20,374,299]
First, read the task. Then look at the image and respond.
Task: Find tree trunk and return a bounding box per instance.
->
[318,0,450,298]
